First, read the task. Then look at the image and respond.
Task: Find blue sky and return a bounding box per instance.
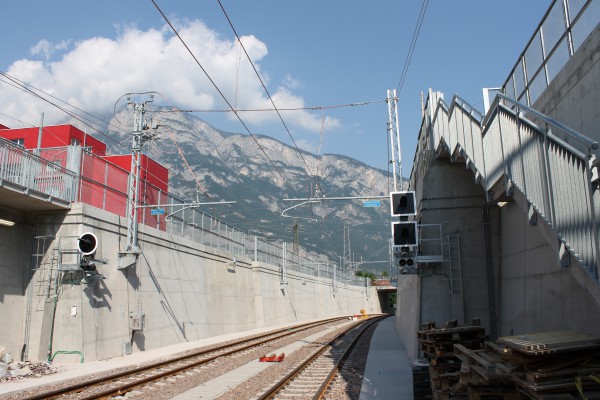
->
[0,1,549,177]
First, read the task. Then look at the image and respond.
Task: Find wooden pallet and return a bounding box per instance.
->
[497,331,600,356]
[454,343,515,383]
[516,387,600,399]
[467,385,519,400]
[420,329,600,400]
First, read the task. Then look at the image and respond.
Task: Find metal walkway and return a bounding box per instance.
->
[0,138,75,211]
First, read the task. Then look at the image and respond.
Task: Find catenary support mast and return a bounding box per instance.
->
[125,95,156,252]
[387,89,402,191]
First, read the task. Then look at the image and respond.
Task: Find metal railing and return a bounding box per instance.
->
[501,0,599,106]
[0,141,369,287]
[0,138,77,205]
[413,91,600,282]
[157,198,363,285]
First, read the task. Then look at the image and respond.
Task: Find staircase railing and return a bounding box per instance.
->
[0,137,77,205]
[418,92,599,283]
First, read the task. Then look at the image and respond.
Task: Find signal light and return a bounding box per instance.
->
[391,221,418,247]
[390,191,416,216]
[399,258,415,267]
[78,232,98,256]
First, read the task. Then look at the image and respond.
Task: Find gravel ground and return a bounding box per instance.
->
[215,318,379,400]
[141,320,356,400]
[324,320,377,399]
[2,319,351,400]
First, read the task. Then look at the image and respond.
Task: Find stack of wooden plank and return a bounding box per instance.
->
[418,325,600,399]
[453,342,518,399]
[417,319,489,399]
[413,359,434,400]
[496,331,600,399]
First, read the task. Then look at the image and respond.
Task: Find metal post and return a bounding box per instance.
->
[103,160,108,211]
[35,113,44,156]
[254,236,258,262]
[343,224,351,270]
[333,263,337,293]
[157,190,162,230]
[125,100,153,252]
[562,0,575,57]
[387,89,402,191]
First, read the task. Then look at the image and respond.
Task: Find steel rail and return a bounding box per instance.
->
[258,316,385,400]
[314,316,385,399]
[22,316,348,400]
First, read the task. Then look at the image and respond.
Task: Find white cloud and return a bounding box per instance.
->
[29,39,72,60]
[282,73,302,90]
[0,20,338,137]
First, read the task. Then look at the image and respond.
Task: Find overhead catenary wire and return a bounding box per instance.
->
[0,75,206,207]
[396,0,430,95]
[154,98,386,113]
[217,0,313,178]
[150,0,287,185]
[0,71,130,148]
[0,72,132,151]
[165,128,211,198]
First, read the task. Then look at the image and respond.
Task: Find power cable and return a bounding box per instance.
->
[165,128,210,198]
[0,75,240,214]
[155,99,386,113]
[217,0,313,177]
[150,0,287,184]
[396,0,430,95]
[0,76,185,200]
[0,72,129,148]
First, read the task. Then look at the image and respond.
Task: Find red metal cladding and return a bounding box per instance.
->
[0,124,169,232]
[0,124,107,155]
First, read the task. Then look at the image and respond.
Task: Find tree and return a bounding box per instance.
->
[355,269,377,282]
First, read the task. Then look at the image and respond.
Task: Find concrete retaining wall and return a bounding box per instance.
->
[498,202,600,337]
[0,207,29,363]
[533,23,600,142]
[396,275,420,359]
[397,158,600,362]
[396,160,495,358]
[0,203,380,363]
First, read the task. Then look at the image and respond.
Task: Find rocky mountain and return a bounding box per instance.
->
[105,107,393,271]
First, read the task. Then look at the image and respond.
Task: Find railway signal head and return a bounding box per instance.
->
[391,221,418,247]
[390,191,416,217]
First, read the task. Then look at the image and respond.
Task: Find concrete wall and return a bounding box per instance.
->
[396,159,498,358]
[498,202,600,337]
[1,203,380,363]
[395,23,600,361]
[533,23,600,142]
[416,160,493,328]
[398,157,600,362]
[0,207,29,362]
[396,275,420,359]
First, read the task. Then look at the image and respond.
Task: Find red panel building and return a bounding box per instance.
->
[0,124,169,231]
[0,124,107,155]
[104,154,169,193]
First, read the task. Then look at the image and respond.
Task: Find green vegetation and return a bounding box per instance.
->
[355,269,377,282]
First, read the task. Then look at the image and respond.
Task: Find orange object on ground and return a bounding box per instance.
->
[259,353,285,362]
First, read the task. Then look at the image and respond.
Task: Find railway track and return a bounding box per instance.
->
[255,316,384,400]
[8,317,351,400]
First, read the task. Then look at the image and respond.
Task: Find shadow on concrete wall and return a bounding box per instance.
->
[82,278,112,311]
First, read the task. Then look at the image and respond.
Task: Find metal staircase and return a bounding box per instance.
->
[413,91,600,285]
